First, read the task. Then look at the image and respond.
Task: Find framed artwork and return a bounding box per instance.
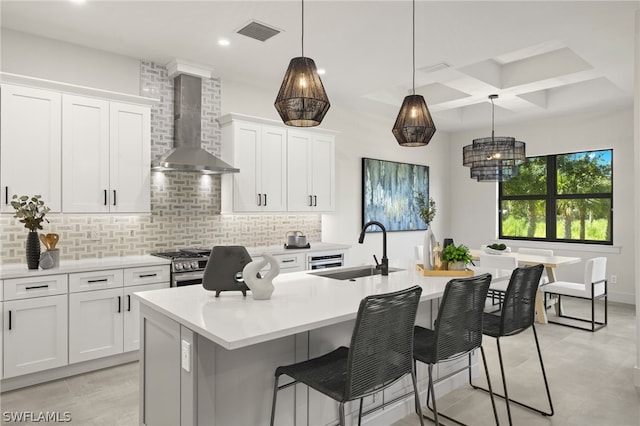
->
[362,157,429,232]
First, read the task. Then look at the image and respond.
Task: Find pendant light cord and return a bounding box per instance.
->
[412,0,415,95]
[301,0,304,58]
[490,95,496,140]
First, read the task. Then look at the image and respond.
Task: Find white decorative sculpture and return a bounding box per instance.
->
[242,253,280,300]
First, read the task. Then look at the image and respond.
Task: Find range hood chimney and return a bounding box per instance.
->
[151,73,239,174]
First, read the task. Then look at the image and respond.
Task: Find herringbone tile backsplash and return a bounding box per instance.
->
[0,61,322,264]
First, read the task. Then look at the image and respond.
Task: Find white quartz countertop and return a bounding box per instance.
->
[0,255,170,280]
[134,261,461,350]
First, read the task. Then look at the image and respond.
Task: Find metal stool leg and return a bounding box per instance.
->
[411,369,425,426]
[339,402,346,426]
[480,346,501,425]
[495,338,513,425]
[269,375,279,426]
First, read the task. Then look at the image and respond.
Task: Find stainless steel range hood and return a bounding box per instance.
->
[151,73,239,174]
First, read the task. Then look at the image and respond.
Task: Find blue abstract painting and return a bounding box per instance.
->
[362,158,429,232]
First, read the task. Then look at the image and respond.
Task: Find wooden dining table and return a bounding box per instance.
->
[470,249,582,323]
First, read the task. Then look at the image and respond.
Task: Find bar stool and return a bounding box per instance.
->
[413,273,500,426]
[471,264,553,425]
[270,285,424,426]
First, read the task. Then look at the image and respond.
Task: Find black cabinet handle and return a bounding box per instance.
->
[139,273,157,278]
[26,284,49,290]
[117,296,121,313]
[88,278,108,284]
[8,310,12,330]
[5,187,8,205]
[264,193,267,206]
[127,295,131,312]
[113,190,117,206]
[309,195,313,207]
[104,189,108,205]
[282,259,295,263]
[313,195,317,207]
[257,194,262,206]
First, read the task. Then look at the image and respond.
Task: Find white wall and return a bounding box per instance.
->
[222,78,452,267]
[1,29,140,95]
[448,106,635,303]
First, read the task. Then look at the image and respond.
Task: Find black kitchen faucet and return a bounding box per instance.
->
[358,221,389,276]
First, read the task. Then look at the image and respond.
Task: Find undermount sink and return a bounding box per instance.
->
[309,265,404,281]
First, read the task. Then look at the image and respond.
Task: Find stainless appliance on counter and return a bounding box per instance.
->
[151,248,210,287]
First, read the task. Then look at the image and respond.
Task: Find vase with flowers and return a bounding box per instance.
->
[416,193,437,270]
[11,195,50,269]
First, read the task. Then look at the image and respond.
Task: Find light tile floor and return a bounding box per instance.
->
[0,301,637,425]
[395,300,640,426]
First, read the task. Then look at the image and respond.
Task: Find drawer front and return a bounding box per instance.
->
[274,253,304,271]
[69,269,124,293]
[123,265,170,287]
[4,274,68,300]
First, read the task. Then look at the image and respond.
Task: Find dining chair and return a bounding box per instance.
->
[517,248,553,284]
[470,264,553,425]
[480,254,518,308]
[270,285,424,426]
[542,257,607,332]
[413,273,499,426]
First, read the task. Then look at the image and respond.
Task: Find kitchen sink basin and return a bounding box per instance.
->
[309,265,404,281]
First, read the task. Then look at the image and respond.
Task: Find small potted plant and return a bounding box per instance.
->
[11,195,50,269]
[442,243,472,270]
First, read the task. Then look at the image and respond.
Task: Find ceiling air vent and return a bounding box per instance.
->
[237,21,281,42]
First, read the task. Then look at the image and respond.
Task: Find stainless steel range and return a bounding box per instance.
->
[151,248,210,287]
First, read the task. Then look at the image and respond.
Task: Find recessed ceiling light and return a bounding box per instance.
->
[317,68,326,75]
[218,39,230,47]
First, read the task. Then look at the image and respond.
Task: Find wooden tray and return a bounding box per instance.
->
[416,264,474,277]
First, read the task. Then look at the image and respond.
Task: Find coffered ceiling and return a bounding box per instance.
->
[1,1,638,132]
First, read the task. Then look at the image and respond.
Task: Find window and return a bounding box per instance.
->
[499,149,612,245]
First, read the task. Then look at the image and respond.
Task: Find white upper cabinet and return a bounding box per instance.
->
[62,95,110,212]
[62,97,150,213]
[108,102,151,213]
[287,130,335,212]
[221,113,336,214]
[1,74,154,214]
[0,84,62,212]
[221,119,287,212]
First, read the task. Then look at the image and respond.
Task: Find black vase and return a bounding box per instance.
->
[26,231,41,270]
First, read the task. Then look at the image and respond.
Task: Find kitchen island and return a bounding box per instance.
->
[134,263,479,426]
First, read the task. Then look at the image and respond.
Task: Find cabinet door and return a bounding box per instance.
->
[62,95,110,212]
[0,84,61,212]
[310,135,335,211]
[3,295,68,378]
[260,125,287,212]
[287,130,313,212]
[123,282,169,352]
[231,121,261,212]
[69,288,124,363]
[109,102,151,213]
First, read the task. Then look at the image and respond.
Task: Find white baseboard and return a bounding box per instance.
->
[608,290,635,305]
[1,351,139,392]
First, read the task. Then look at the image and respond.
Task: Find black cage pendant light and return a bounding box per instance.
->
[392,0,436,147]
[462,94,525,182]
[274,0,330,127]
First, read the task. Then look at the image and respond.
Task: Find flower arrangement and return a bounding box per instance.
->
[10,195,50,231]
[415,193,436,227]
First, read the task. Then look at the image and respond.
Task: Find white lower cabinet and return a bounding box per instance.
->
[69,287,124,364]
[3,294,68,378]
[69,267,170,363]
[123,282,168,352]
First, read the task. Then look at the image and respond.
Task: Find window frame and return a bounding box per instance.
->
[498,149,613,245]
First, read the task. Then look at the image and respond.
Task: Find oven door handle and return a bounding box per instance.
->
[173,272,205,283]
